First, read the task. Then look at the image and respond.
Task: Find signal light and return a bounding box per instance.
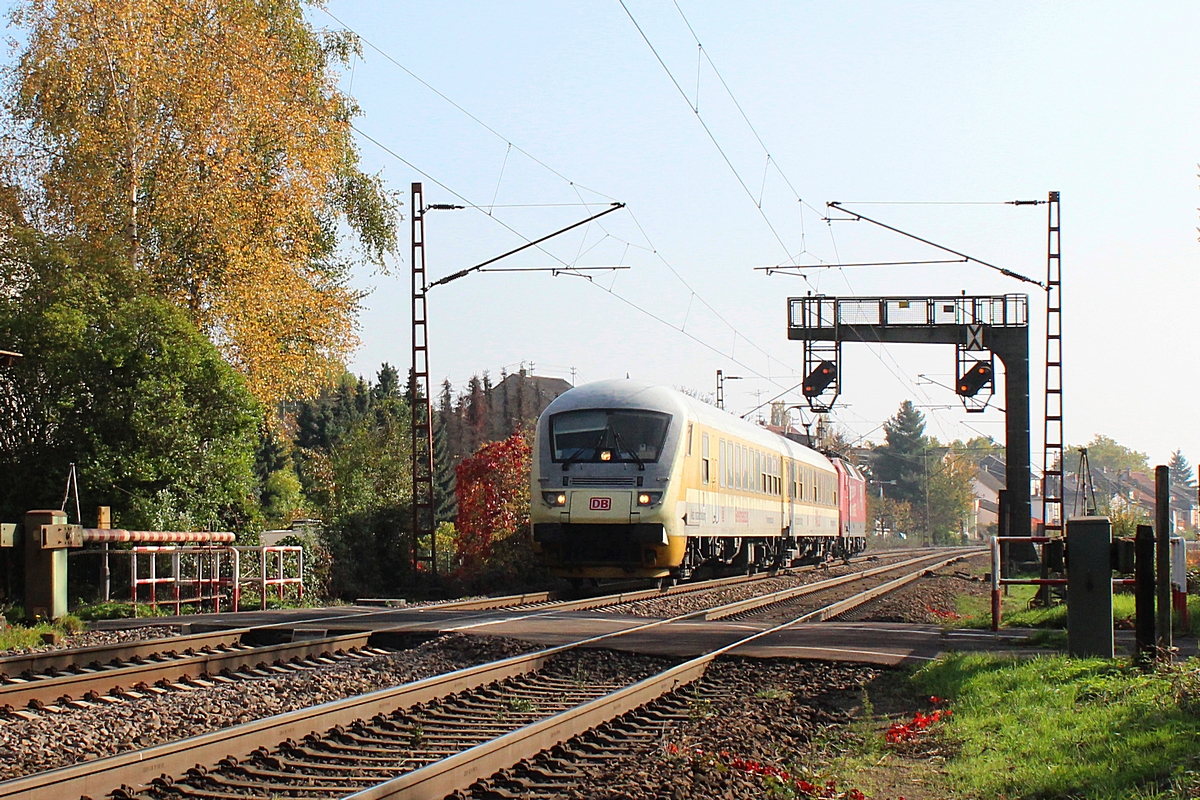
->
[802,361,837,397]
[956,361,993,397]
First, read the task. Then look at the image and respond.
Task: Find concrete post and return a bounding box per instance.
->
[98,506,111,602]
[1066,516,1113,659]
[23,509,68,621]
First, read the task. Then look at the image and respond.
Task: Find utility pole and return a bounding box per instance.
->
[409,184,626,580]
[1042,192,1063,538]
[715,370,742,410]
[410,183,436,577]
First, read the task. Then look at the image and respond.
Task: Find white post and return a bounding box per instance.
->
[990,535,1001,631]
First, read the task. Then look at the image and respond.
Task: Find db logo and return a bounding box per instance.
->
[589,497,612,511]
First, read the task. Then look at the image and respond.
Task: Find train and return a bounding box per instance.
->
[530,379,867,587]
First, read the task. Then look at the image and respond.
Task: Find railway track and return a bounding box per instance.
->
[0,629,394,716]
[0,546,977,800]
[0,548,932,717]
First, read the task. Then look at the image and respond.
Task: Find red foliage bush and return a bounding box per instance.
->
[455,432,532,574]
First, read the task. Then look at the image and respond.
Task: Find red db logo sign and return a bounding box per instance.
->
[590,497,612,511]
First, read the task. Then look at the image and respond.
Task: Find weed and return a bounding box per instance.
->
[569,663,589,689]
[1023,629,1067,648]
[409,722,424,747]
[507,696,534,713]
[755,687,794,702]
[687,696,714,720]
[859,688,874,720]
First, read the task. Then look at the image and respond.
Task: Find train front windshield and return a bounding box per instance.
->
[551,409,671,464]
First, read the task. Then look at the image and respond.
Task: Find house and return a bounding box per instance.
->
[1061,466,1197,533]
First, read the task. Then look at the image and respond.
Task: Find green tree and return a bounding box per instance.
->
[432,416,456,523]
[5,0,398,406]
[954,435,1004,467]
[926,451,975,544]
[0,231,261,531]
[1068,435,1148,476]
[866,492,915,540]
[1168,449,1196,492]
[871,400,928,512]
[294,365,413,598]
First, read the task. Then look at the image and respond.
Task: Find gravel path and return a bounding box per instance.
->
[0,633,541,781]
[0,625,179,657]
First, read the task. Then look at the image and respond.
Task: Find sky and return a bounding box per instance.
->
[18,2,1196,469]
[315,1,1200,472]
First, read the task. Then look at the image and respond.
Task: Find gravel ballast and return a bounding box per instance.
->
[840,555,991,624]
[475,658,882,800]
[0,633,541,781]
[607,553,930,619]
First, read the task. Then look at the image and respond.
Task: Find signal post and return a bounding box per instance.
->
[787,294,1032,539]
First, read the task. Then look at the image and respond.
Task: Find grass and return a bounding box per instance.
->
[72,601,173,620]
[911,653,1200,798]
[951,583,1187,635]
[0,613,86,652]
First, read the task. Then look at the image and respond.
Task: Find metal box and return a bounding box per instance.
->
[41,523,83,549]
[1067,516,1114,659]
[0,523,14,547]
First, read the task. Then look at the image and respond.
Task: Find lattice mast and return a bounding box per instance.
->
[411,182,436,576]
[1042,191,1063,537]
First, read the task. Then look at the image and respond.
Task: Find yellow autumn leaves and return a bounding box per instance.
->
[5,0,398,406]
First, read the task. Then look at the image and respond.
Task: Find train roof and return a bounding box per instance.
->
[540,379,835,472]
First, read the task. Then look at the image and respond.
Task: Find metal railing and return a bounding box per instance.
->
[790,294,1028,330]
[75,543,305,613]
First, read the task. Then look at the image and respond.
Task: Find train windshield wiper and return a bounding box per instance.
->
[561,429,608,470]
[610,427,645,470]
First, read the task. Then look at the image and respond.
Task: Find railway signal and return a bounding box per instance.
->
[802,360,837,397]
[956,360,993,397]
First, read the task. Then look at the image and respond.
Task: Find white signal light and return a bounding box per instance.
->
[556,494,567,506]
[600,450,612,461]
[638,493,651,506]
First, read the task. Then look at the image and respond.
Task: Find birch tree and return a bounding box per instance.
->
[4,0,397,404]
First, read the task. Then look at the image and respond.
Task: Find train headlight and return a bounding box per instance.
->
[542,492,567,507]
[600,450,613,462]
[637,492,663,506]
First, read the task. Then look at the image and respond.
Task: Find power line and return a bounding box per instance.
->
[323,6,809,391]
[321,7,619,205]
[617,3,965,430]
[825,202,1045,288]
[616,0,801,268]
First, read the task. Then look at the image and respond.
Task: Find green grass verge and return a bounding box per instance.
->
[953,584,1179,633]
[0,614,85,652]
[72,601,174,621]
[912,653,1200,798]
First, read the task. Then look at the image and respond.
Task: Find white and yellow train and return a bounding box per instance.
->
[531,380,867,586]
